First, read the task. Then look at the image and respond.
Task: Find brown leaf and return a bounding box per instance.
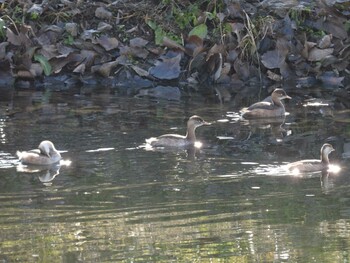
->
[97,22,113,32]
[149,53,182,80]
[318,74,344,87]
[57,44,75,58]
[17,70,34,79]
[261,49,285,69]
[6,28,21,46]
[162,37,185,52]
[131,65,150,77]
[0,42,9,59]
[130,37,149,48]
[318,34,332,49]
[95,7,112,19]
[120,45,149,59]
[308,48,334,62]
[185,35,203,56]
[97,35,119,51]
[267,70,282,82]
[73,63,86,74]
[91,61,118,77]
[29,63,43,77]
[39,45,58,60]
[233,59,250,81]
[207,44,225,60]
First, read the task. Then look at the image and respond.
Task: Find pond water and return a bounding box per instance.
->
[0,86,350,262]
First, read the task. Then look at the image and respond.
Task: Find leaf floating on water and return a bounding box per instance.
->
[149,53,182,80]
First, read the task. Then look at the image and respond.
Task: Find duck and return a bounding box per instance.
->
[146,115,210,147]
[241,88,291,119]
[286,143,335,173]
[17,140,61,165]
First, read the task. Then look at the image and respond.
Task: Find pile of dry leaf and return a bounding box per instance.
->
[0,0,349,92]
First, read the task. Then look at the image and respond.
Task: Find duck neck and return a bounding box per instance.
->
[321,152,330,164]
[273,98,284,108]
[186,126,197,142]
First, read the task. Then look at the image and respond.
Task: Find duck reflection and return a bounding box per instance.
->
[16,159,71,185]
[242,115,290,143]
[320,171,335,194]
[143,142,202,161]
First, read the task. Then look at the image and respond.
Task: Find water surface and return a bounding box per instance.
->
[0,87,349,262]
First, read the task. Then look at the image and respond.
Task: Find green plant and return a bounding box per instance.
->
[147,20,181,45]
[34,54,52,76]
[63,34,74,45]
[0,18,5,40]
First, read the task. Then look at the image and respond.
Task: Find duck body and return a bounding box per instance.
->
[286,159,327,173]
[17,140,61,165]
[147,134,191,148]
[146,115,209,148]
[242,89,291,119]
[286,143,334,173]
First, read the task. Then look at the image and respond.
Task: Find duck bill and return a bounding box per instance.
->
[203,121,212,126]
[284,95,292,99]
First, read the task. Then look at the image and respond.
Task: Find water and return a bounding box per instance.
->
[0,86,349,262]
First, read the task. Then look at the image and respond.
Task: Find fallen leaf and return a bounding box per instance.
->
[39,44,58,60]
[149,53,182,80]
[95,7,113,19]
[163,37,185,52]
[97,35,119,51]
[318,34,332,49]
[318,72,344,86]
[29,63,43,77]
[261,49,285,69]
[27,3,43,15]
[130,37,148,47]
[6,28,21,46]
[267,70,282,82]
[73,63,86,74]
[91,60,118,77]
[185,35,203,56]
[308,48,334,61]
[131,65,150,77]
[233,59,250,81]
[0,42,8,59]
[120,45,149,59]
[97,22,112,32]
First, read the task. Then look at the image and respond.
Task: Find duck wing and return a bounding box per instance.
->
[247,101,275,110]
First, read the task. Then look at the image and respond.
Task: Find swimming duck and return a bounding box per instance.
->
[17,140,61,165]
[146,115,210,147]
[286,143,335,173]
[241,89,291,119]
